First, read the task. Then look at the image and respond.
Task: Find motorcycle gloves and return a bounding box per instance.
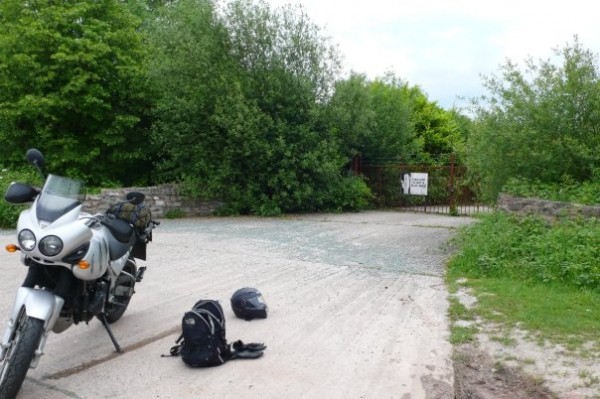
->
[230,340,267,359]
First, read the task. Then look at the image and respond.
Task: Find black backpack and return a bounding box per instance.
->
[165,299,266,367]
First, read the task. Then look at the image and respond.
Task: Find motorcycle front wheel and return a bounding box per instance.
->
[0,313,44,399]
[102,259,136,323]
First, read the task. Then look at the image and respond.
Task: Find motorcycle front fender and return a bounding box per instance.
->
[0,287,64,365]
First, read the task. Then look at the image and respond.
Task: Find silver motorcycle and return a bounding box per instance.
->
[0,149,158,399]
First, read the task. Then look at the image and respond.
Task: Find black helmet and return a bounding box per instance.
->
[231,287,268,320]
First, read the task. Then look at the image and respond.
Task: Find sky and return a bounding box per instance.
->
[264,0,600,109]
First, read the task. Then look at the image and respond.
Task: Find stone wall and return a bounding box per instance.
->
[82,184,221,218]
[497,193,600,220]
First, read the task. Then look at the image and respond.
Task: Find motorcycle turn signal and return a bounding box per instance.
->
[5,244,19,252]
[78,260,90,270]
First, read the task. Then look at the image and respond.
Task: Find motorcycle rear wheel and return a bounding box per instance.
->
[0,313,44,399]
[103,260,137,323]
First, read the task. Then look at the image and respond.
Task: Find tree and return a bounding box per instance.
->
[466,37,600,200]
[326,72,462,164]
[366,74,419,162]
[147,0,234,182]
[325,73,417,163]
[324,73,377,158]
[0,0,153,186]
[148,0,368,214]
[408,87,464,158]
[220,0,342,119]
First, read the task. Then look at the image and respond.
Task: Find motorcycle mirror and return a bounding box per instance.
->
[4,182,39,204]
[26,148,45,169]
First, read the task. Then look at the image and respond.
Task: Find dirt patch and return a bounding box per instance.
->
[452,284,600,399]
[454,343,557,399]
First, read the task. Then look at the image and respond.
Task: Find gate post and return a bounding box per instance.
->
[351,154,362,175]
[449,154,457,215]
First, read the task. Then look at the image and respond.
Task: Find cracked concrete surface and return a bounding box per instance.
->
[0,211,475,399]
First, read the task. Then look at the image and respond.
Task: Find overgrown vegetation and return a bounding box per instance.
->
[503,177,600,205]
[465,37,600,202]
[0,0,466,219]
[0,0,153,186]
[450,213,600,290]
[447,213,600,353]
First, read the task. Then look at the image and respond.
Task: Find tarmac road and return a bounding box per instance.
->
[0,211,475,399]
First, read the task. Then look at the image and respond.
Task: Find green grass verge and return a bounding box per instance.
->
[447,212,600,355]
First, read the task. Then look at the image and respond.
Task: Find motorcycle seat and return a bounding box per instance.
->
[103,217,134,243]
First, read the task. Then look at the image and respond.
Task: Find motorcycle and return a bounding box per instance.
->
[0,149,159,399]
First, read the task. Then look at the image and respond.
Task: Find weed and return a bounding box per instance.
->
[450,325,478,345]
[164,208,186,219]
[448,296,476,322]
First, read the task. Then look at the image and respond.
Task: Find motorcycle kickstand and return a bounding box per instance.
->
[98,312,122,353]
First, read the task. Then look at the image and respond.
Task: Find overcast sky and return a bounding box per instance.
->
[264,0,600,109]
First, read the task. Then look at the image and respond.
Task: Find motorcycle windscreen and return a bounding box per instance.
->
[36,174,86,223]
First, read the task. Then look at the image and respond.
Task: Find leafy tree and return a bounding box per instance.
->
[325,73,416,163]
[326,72,462,164]
[147,0,234,182]
[467,37,600,200]
[220,0,341,119]
[148,0,369,214]
[408,87,464,158]
[365,74,418,162]
[324,73,377,158]
[0,0,153,186]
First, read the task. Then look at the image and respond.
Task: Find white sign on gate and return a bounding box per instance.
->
[401,173,428,196]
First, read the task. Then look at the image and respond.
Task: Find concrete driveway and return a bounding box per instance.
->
[0,211,475,399]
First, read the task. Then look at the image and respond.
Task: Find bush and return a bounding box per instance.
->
[164,208,186,219]
[182,170,373,217]
[503,176,600,205]
[325,175,373,212]
[449,212,600,291]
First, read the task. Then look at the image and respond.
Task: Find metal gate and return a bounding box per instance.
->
[356,155,491,216]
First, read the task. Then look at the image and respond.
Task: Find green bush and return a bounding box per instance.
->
[449,212,600,291]
[182,170,373,217]
[326,175,373,212]
[503,176,600,205]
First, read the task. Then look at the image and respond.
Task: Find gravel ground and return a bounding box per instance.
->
[0,211,475,399]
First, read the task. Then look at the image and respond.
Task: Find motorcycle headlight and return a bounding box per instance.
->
[18,229,36,251]
[39,235,63,256]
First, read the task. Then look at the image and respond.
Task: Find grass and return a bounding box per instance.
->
[467,278,600,350]
[446,212,600,355]
[450,325,479,345]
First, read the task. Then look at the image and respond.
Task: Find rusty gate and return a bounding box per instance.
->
[355,155,492,216]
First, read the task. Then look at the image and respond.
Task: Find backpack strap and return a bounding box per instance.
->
[161,334,184,358]
[189,309,222,335]
[132,204,141,226]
